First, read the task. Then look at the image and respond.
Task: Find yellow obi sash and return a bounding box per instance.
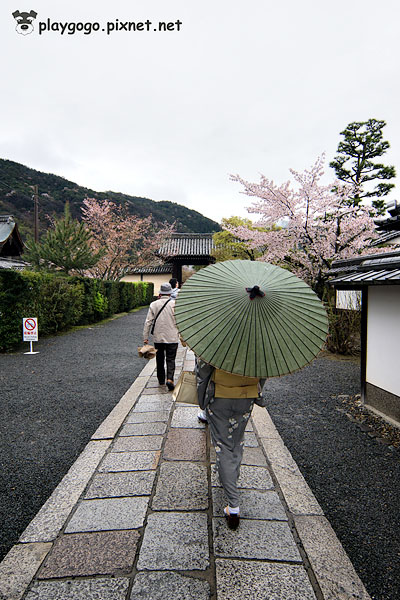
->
[213,369,259,399]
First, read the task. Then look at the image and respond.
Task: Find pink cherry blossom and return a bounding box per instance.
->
[81,198,174,280]
[229,156,392,293]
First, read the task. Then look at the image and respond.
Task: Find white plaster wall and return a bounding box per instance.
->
[121,273,172,292]
[366,286,400,397]
[121,274,141,282]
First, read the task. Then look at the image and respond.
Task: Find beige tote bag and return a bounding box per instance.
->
[172,371,198,405]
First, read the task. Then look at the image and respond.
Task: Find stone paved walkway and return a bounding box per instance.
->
[0,348,371,600]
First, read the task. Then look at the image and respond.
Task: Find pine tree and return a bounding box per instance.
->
[25,203,102,275]
[330,119,396,213]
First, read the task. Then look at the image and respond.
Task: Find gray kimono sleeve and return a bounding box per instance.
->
[254,378,268,407]
[195,358,215,410]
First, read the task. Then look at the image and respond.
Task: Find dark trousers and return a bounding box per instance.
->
[154,343,178,383]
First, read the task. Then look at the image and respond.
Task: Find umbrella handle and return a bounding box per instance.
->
[245,286,265,299]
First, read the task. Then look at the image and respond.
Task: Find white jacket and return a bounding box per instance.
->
[143,297,179,343]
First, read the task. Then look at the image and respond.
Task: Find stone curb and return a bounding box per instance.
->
[251,404,372,600]
[0,357,156,600]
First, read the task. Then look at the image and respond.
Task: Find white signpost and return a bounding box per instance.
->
[23,317,39,354]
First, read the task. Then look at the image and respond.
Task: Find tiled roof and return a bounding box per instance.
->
[130,264,174,274]
[157,234,215,258]
[0,256,29,270]
[0,215,24,256]
[329,250,400,287]
[330,269,400,286]
[0,215,16,244]
[370,230,400,247]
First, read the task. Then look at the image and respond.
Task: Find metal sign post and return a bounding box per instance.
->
[23,317,39,354]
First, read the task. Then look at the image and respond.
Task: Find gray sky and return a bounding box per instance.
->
[1,0,399,223]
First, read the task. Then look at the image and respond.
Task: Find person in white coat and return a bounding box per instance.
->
[143,283,179,390]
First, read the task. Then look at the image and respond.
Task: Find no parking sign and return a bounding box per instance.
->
[23,318,39,353]
[23,317,38,341]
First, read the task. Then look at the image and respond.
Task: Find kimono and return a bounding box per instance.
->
[196,358,265,508]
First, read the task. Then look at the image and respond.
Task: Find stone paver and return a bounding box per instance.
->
[125,411,170,424]
[240,446,267,466]
[137,512,209,571]
[132,399,173,412]
[112,435,163,452]
[215,559,317,600]
[294,515,371,600]
[152,462,208,510]
[85,471,156,499]
[38,530,140,578]
[244,432,258,447]
[210,445,267,466]
[212,488,287,520]
[211,464,274,490]
[25,578,130,600]
[0,543,51,600]
[141,387,170,395]
[212,518,301,562]
[65,497,148,533]
[163,428,206,461]
[171,406,206,429]
[145,380,164,389]
[130,571,210,600]
[99,450,160,472]
[120,422,167,436]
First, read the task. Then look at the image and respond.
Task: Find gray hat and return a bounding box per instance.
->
[159,282,173,295]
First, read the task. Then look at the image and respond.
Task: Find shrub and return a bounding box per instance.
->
[0,270,34,351]
[93,290,108,319]
[36,275,84,333]
[0,271,153,352]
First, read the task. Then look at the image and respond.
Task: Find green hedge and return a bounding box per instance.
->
[0,270,153,352]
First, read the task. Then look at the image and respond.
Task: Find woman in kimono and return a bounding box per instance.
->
[196,358,265,530]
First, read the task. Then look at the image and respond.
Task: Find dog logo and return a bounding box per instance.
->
[12,10,38,35]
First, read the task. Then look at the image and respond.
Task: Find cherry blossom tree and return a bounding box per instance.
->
[229,156,386,297]
[81,198,174,281]
[212,216,267,261]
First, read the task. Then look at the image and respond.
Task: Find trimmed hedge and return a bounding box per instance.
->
[0,270,153,352]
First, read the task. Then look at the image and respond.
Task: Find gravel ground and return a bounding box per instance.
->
[263,354,400,600]
[0,308,149,561]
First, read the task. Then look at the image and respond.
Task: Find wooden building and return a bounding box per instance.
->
[329,250,400,426]
[122,233,216,292]
[155,233,216,284]
[122,264,174,292]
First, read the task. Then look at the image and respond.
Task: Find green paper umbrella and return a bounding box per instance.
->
[174,260,328,378]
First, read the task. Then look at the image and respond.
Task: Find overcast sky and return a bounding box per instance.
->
[1,0,399,223]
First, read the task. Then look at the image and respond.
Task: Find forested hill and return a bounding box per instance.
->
[0,158,221,238]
